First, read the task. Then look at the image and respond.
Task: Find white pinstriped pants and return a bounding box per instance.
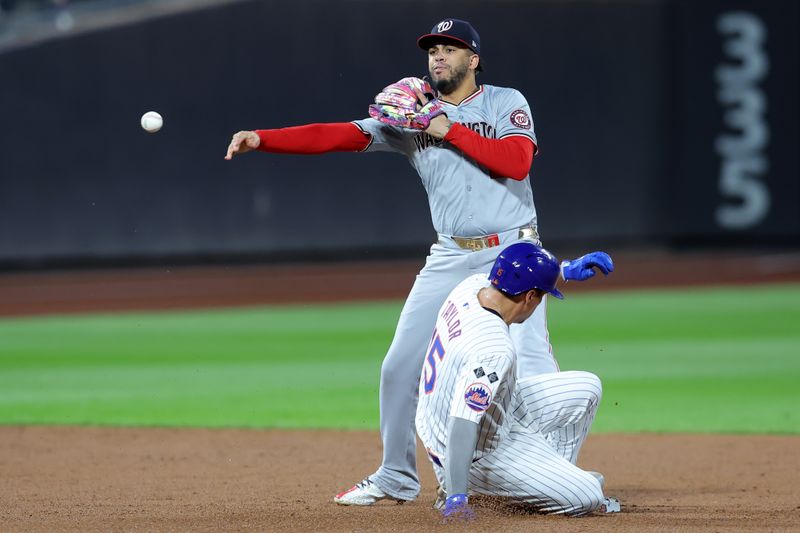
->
[435,371,605,515]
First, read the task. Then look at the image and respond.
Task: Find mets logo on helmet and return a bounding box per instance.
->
[464,382,492,412]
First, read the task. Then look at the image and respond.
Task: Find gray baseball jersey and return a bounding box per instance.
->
[353,84,537,237]
[416,274,605,515]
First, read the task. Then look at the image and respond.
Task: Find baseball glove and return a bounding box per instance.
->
[369,77,446,130]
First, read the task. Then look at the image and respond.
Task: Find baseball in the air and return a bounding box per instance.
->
[140,111,163,133]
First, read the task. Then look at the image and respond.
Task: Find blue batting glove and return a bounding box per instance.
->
[441,493,475,523]
[561,251,614,282]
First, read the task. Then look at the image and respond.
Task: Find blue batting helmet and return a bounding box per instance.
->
[488,243,564,299]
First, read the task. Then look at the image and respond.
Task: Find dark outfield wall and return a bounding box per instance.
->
[668,0,798,244]
[0,0,796,265]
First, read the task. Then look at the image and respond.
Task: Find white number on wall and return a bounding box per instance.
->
[714,12,770,229]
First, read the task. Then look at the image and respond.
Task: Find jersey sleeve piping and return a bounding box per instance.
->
[350,121,374,152]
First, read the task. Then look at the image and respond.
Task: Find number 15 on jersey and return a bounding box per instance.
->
[422,330,445,394]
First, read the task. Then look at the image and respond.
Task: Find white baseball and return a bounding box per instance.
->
[140,111,163,133]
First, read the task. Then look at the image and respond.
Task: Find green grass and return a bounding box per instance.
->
[0,284,798,433]
[549,286,800,433]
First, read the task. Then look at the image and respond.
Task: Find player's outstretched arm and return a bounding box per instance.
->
[442,416,479,522]
[225,131,260,160]
[561,252,614,282]
[225,123,370,160]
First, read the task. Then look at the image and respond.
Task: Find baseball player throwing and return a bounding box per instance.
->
[225,18,614,505]
[416,242,619,519]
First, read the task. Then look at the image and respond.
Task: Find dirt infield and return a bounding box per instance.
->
[2,250,800,531]
[1,426,798,532]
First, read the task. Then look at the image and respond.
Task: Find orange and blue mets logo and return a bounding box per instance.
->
[464,382,492,412]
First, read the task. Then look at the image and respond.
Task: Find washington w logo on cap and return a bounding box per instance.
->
[437,20,453,32]
[417,19,483,71]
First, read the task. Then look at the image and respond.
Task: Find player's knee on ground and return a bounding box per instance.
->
[562,493,604,517]
[542,472,604,516]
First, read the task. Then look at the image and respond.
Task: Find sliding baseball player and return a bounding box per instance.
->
[416,242,620,518]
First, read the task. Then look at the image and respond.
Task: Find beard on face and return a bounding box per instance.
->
[431,60,470,95]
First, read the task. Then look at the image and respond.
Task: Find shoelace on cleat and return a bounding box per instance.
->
[355,479,373,490]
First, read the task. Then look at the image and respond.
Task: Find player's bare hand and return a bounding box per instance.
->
[425,114,452,139]
[225,131,260,160]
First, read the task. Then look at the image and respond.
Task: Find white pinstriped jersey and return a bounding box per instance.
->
[413,273,607,515]
[353,84,538,237]
[415,274,518,464]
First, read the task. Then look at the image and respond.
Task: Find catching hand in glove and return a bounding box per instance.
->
[369,77,447,130]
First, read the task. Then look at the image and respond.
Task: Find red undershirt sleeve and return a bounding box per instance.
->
[443,123,536,181]
[255,122,371,154]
